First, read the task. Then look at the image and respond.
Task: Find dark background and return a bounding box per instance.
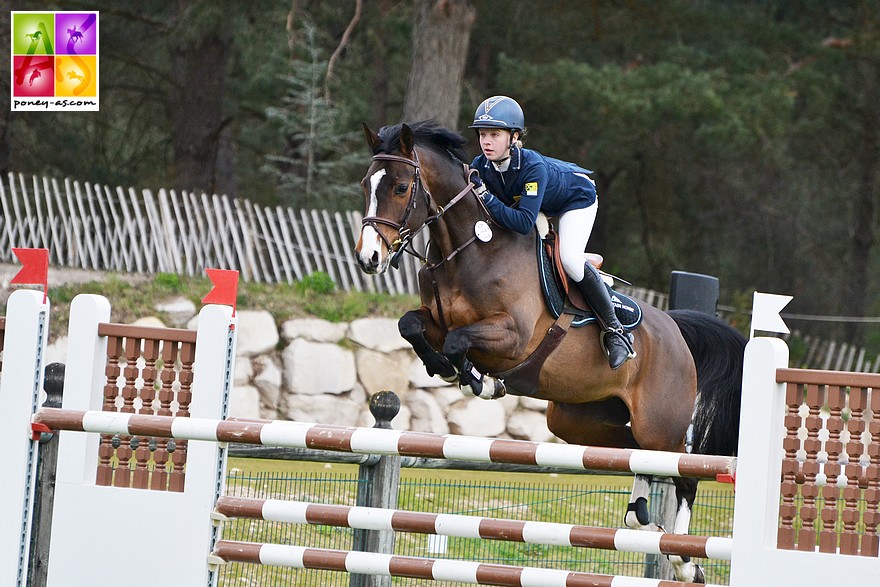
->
[1,1,878,346]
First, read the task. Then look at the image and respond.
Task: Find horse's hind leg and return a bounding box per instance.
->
[625,476,705,583]
[398,308,456,381]
[546,402,703,581]
[544,403,656,529]
[666,477,705,583]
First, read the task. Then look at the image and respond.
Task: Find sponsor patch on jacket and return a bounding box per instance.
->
[525,182,538,196]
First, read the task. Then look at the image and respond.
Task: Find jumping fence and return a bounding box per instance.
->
[218,470,735,586]
[3,287,880,586]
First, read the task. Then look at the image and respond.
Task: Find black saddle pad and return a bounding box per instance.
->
[536,234,643,329]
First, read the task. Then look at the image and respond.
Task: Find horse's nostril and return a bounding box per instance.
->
[371,250,379,266]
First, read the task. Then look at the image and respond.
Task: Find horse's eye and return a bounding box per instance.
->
[394,183,409,196]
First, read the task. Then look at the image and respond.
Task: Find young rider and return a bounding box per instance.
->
[469,95,635,370]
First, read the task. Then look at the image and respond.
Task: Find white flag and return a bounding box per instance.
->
[750,291,793,339]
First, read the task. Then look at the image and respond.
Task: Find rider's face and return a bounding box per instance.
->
[478,129,513,162]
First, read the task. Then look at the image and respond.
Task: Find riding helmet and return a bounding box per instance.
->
[469,96,525,133]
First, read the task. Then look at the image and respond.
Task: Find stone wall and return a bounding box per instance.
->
[44,303,556,442]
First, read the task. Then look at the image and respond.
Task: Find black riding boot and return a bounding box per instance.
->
[574,262,636,370]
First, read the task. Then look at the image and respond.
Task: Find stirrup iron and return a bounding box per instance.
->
[601,327,636,359]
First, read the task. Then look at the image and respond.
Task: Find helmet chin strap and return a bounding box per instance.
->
[493,134,516,166]
[477,128,517,168]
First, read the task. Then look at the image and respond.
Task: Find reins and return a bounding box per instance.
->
[423,168,487,265]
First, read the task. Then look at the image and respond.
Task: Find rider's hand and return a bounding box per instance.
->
[470,173,488,198]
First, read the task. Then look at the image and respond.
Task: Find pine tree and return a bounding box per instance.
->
[263,19,364,211]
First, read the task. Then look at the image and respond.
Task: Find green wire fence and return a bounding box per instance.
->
[217,469,734,586]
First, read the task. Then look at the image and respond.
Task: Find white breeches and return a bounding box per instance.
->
[557,202,597,282]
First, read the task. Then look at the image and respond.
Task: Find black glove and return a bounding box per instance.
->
[470,173,488,197]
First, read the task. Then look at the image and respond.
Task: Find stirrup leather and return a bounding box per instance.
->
[601,327,637,359]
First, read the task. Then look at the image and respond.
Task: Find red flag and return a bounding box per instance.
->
[11,248,49,301]
[202,268,239,314]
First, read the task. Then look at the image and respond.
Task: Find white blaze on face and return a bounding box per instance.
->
[358,168,387,267]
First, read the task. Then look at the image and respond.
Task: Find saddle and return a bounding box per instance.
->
[489,230,644,397]
[537,230,643,330]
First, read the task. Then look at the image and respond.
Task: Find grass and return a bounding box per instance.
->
[225,456,639,486]
[34,270,418,340]
[219,458,735,586]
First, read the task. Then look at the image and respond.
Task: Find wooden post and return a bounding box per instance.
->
[28,362,65,587]
[643,477,677,580]
[350,391,402,587]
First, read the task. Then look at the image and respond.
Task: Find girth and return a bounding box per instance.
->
[489,312,575,397]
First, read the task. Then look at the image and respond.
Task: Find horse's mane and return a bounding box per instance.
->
[375,120,469,164]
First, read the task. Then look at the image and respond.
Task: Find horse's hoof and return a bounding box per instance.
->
[669,556,705,584]
[488,377,506,399]
[467,376,506,400]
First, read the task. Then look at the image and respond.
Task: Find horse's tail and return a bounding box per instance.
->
[668,309,747,457]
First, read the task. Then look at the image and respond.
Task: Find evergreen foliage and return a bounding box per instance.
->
[3,0,879,343]
[262,19,366,211]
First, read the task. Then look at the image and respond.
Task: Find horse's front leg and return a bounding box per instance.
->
[442,313,519,400]
[625,474,660,531]
[398,307,457,382]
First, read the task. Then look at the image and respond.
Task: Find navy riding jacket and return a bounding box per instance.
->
[471,147,597,235]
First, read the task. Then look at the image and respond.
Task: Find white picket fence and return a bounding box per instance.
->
[2,171,878,372]
[790,332,880,373]
[0,172,424,295]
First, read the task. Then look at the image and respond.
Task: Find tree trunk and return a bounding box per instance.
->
[369,0,392,126]
[844,70,878,344]
[168,1,235,197]
[401,0,475,129]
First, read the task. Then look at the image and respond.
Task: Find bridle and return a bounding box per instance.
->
[361,148,488,269]
[362,148,496,332]
[361,151,431,268]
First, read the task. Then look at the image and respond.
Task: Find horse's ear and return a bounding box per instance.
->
[363,123,381,154]
[400,124,414,158]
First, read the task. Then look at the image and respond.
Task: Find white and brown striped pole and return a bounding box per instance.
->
[210,541,723,587]
[214,496,732,560]
[33,409,736,479]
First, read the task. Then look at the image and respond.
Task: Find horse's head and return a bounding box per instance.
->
[356,123,425,273]
[356,121,469,274]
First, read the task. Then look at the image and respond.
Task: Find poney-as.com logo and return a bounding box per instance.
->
[11,11,99,111]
